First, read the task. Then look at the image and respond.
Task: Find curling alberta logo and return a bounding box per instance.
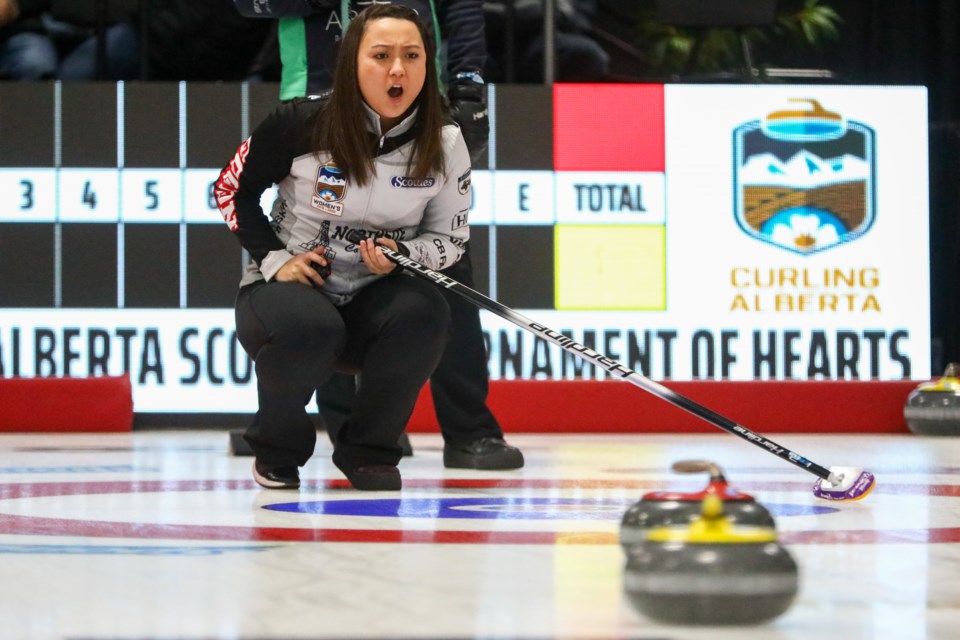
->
[732,99,876,255]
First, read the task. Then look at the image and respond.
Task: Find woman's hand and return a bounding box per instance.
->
[275,246,330,286]
[358,237,400,275]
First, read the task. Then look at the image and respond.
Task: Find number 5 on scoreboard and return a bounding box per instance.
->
[121,169,181,222]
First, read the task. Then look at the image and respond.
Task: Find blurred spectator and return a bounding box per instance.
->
[64,0,272,82]
[47,0,138,80]
[0,0,137,80]
[0,0,14,23]
[1,1,272,82]
[484,0,609,83]
[135,0,271,81]
[0,0,58,79]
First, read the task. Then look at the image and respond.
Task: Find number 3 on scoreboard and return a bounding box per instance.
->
[21,179,34,209]
[0,169,56,221]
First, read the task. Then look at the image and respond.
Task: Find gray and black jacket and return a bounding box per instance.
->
[214,95,471,305]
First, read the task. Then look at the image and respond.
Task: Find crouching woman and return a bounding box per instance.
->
[214,4,471,491]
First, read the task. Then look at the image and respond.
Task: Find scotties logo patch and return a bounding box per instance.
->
[391,176,436,188]
[312,162,346,215]
[733,99,876,255]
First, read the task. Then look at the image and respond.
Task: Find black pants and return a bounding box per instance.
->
[235,275,450,469]
[317,244,504,446]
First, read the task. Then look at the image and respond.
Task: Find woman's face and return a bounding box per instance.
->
[356,17,427,130]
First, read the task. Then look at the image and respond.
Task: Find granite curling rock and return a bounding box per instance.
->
[904,363,960,436]
[623,493,799,626]
[619,460,775,549]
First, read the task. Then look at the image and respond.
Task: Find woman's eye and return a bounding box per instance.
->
[406,52,420,60]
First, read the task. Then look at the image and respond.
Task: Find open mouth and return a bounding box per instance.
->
[388,85,403,98]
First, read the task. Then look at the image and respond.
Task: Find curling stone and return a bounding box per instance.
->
[904,363,960,436]
[619,460,775,549]
[623,493,799,626]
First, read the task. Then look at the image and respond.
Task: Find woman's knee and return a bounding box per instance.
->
[394,282,451,344]
[237,282,346,354]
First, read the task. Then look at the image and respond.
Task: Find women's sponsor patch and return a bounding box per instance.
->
[391,176,436,188]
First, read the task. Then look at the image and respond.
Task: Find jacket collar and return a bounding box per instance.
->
[362,100,419,138]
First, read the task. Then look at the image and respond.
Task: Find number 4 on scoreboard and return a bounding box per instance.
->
[59,168,119,222]
[83,180,98,210]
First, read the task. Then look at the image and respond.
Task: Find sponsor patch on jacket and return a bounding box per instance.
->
[391,176,436,188]
[457,169,471,195]
[313,161,345,215]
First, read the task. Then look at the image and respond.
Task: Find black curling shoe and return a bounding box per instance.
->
[443,437,524,470]
[332,450,402,491]
[252,461,300,489]
[342,465,402,491]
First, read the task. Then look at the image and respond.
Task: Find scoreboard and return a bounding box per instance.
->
[0,81,931,413]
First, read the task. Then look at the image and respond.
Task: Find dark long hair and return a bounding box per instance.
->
[311,4,446,186]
